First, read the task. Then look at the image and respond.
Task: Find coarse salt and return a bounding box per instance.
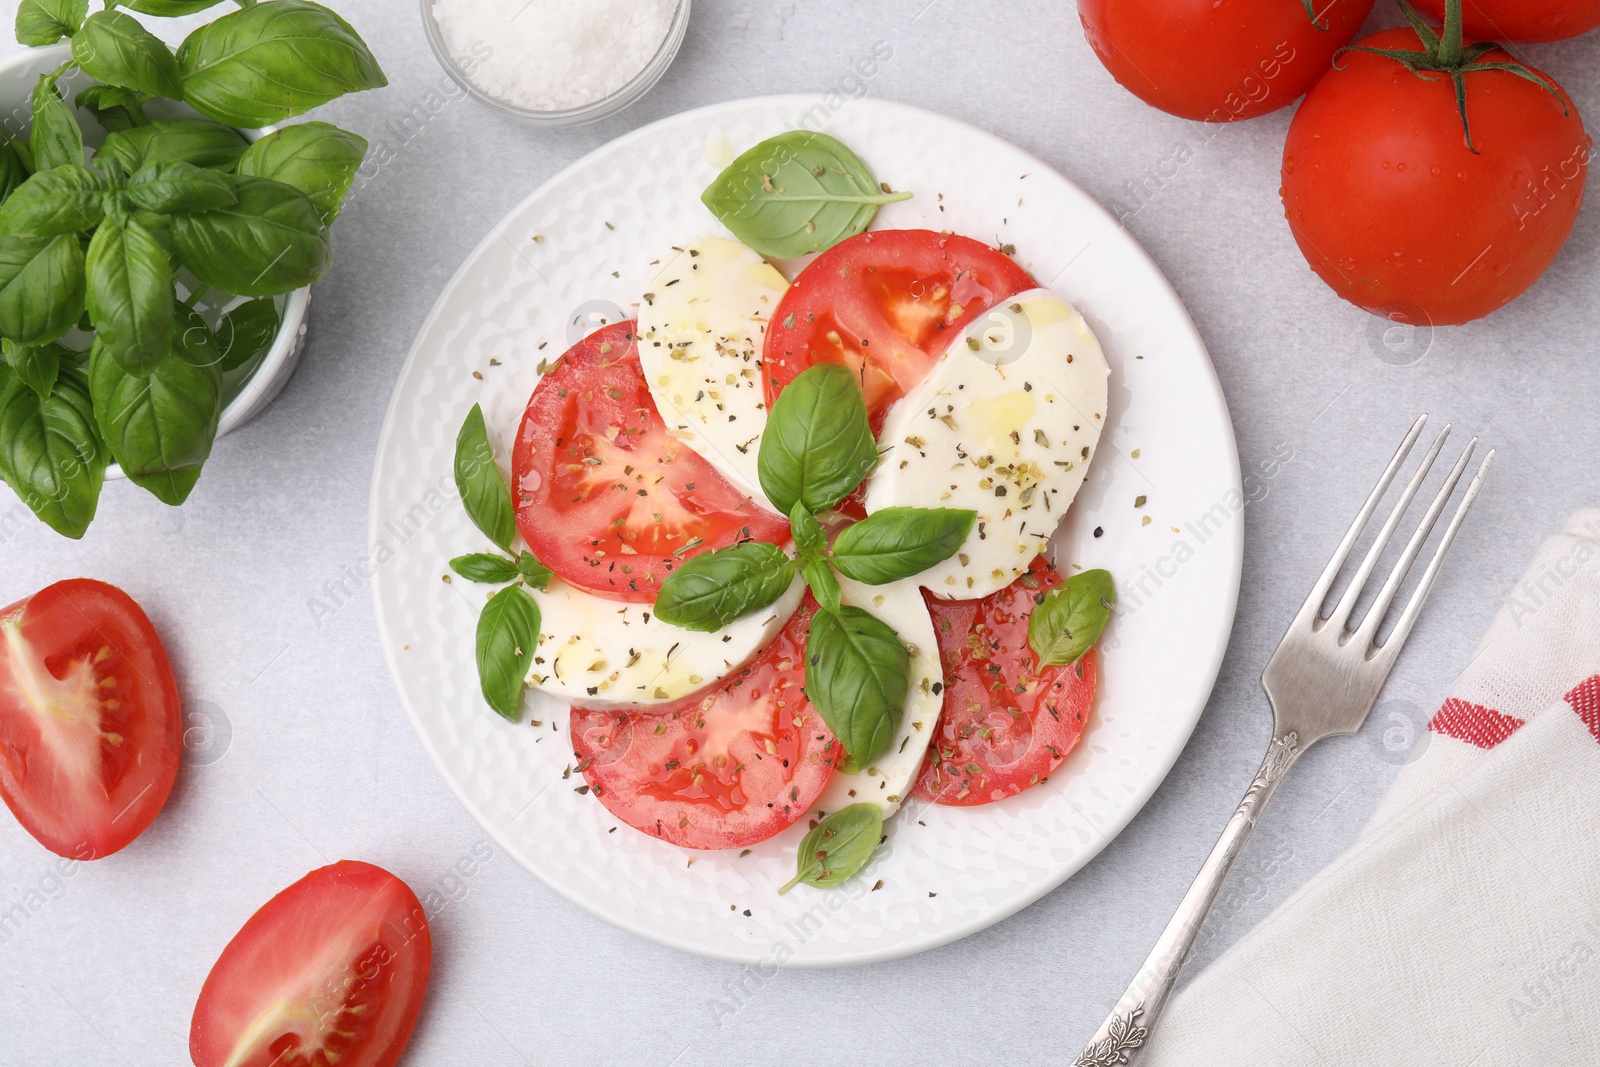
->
[432,0,678,112]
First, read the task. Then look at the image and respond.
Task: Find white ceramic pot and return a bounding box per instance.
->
[0,43,313,479]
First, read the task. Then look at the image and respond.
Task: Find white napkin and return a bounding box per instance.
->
[1141,509,1600,1066]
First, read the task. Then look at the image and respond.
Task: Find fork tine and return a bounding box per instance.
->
[1372,448,1495,659]
[1355,436,1476,643]
[1296,415,1428,628]
[1326,425,1450,632]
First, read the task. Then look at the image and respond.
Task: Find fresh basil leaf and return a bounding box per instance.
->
[235,121,366,224]
[216,296,278,371]
[87,218,174,373]
[15,0,87,46]
[0,362,104,538]
[127,160,238,215]
[518,550,553,591]
[0,140,28,203]
[805,605,908,764]
[75,85,149,133]
[453,402,515,551]
[172,301,221,367]
[171,175,329,297]
[30,74,84,173]
[72,10,183,100]
[88,339,220,505]
[702,131,912,259]
[176,0,388,127]
[476,584,539,722]
[95,119,249,173]
[758,363,878,517]
[789,499,827,559]
[0,234,85,346]
[655,541,795,632]
[122,0,228,15]
[0,165,108,236]
[1,339,70,398]
[803,558,842,615]
[779,803,883,894]
[832,506,977,585]
[1028,568,1115,668]
[450,552,518,584]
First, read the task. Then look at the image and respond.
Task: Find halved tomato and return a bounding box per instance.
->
[513,320,789,602]
[914,558,1096,805]
[0,578,181,859]
[190,860,431,1067]
[570,599,838,849]
[763,230,1037,427]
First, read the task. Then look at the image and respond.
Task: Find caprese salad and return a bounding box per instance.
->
[446,131,1116,893]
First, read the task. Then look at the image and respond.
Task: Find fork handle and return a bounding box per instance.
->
[1073,730,1303,1067]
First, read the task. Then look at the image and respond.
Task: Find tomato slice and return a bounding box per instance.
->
[190,860,431,1067]
[763,230,1037,427]
[570,599,838,849]
[913,558,1096,806]
[0,578,181,859]
[513,320,789,602]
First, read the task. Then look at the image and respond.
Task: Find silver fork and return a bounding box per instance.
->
[1073,415,1494,1067]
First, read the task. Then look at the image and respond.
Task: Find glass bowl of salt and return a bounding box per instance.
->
[421,0,691,126]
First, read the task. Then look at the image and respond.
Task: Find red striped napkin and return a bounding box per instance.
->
[1142,508,1600,1065]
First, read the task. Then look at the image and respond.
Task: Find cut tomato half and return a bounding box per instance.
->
[914,558,1096,805]
[189,860,431,1067]
[570,599,838,849]
[0,578,181,859]
[513,320,789,602]
[763,230,1036,428]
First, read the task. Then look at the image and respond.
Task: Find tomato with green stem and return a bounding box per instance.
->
[1280,1,1590,325]
[1078,0,1376,122]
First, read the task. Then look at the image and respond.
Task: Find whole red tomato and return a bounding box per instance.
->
[1281,27,1590,325]
[1414,0,1600,42]
[1079,0,1376,122]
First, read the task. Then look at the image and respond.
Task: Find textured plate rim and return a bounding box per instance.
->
[369,93,1243,967]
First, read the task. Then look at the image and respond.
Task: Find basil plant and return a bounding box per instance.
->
[0,0,386,537]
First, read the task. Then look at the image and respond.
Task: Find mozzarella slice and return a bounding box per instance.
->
[863,289,1109,600]
[814,575,941,818]
[637,236,788,512]
[525,574,804,710]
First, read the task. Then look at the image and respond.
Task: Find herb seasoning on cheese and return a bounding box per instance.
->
[431,0,678,111]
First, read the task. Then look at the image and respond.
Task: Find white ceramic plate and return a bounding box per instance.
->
[370,96,1242,967]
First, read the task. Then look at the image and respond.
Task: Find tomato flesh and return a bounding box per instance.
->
[571,599,838,849]
[190,860,431,1067]
[0,578,180,859]
[914,559,1096,806]
[513,320,790,602]
[1079,0,1374,122]
[1281,30,1590,325]
[763,230,1035,428]
[1414,0,1600,42]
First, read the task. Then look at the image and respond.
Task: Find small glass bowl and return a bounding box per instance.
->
[420,0,691,127]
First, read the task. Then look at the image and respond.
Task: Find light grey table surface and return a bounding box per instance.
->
[1,2,1596,1064]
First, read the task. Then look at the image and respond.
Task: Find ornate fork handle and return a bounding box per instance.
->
[1073,731,1302,1067]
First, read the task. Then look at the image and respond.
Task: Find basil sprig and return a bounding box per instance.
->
[1028,569,1116,668]
[652,363,975,765]
[0,361,104,538]
[780,804,884,894]
[448,407,559,722]
[701,131,912,259]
